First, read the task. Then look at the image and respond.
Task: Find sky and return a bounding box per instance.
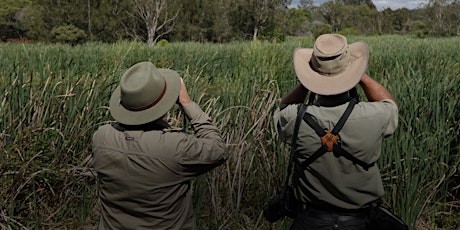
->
[290,0,429,10]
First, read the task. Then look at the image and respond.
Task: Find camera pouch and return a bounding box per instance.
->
[368,204,408,230]
[263,185,298,223]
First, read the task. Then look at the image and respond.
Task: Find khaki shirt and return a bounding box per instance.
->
[92,102,227,230]
[274,99,398,209]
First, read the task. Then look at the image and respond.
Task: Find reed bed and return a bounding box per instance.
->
[0,35,459,229]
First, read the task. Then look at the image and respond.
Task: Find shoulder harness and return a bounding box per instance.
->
[297,90,376,171]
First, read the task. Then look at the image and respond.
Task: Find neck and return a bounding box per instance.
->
[314,90,357,107]
[115,119,170,131]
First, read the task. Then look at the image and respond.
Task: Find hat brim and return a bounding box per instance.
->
[293,41,369,95]
[109,69,181,125]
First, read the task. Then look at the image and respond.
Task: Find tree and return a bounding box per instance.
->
[349,4,378,34]
[172,0,230,42]
[339,0,376,9]
[243,0,288,41]
[391,8,411,33]
[374,8,389,34]
[299,0,314,8]
[89,0,132,42]
[0,0,30,40]
[424,0,460,36]
[283,8,313,36]
[20,0,87,42]
[131,0,180,46]
[210,0,235,42]
[51,24,87,45]
[319,1,349,32]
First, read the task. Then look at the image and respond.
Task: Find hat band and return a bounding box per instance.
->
[121,82,167,111]
[310,46,350,76]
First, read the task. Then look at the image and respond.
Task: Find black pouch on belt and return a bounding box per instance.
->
[368,202,408,230]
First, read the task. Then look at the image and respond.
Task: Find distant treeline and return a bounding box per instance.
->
[0,0,459,45]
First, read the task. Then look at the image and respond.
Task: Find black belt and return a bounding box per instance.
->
[306,211,365,221]
[299,203,370,221]
[300,203,370,213]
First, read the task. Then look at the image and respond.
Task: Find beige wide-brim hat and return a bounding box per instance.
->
[109,62,181,125]
[293,34,369,95]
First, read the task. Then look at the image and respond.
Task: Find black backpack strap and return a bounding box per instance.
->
[331,98,376,170]
[331,98,357,135]
[284,103,308,187]
[302,98,356,147]
[332,145,376,170]
[295,142,328,170]
[299,98,375,170]
[307,92,316,106]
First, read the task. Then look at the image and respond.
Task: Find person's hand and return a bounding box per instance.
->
[178,78,192,107]
[359,73,370,83]
[359,73,396,105]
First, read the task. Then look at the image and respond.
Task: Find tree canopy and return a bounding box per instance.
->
[0,0,458,44]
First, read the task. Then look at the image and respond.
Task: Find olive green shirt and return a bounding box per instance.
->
[274,99,398,209]
[92,102,227,230]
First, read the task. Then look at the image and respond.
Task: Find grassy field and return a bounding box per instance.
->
[0,35,459,229]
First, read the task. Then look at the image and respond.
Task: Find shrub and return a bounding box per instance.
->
[156,39,169,46]
[312,23,332,39]
[339,27,360,36]
[51,25,86,45]
[261,28,286,43]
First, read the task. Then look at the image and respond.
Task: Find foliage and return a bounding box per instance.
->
[1,0,460,44]
[261,28,286,43]
[422,1,460,36]
[410,21,429,38]
[339,27,360,35]
[0,0,30,40]
[17,0,132,43]
[20,4,49,41]
[312,22,332,39]
[282,8,314,36]
[156,39,169,46]
[51,25,87,44]
[0,0,29,20]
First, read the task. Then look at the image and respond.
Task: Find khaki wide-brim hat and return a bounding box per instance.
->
[109,62,181,125]
[293,34,369,95]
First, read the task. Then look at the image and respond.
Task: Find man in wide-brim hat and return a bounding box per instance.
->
[92,62,227,230]
[273,34,400,229]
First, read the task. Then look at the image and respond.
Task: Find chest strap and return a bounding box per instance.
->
[298,98,376,171]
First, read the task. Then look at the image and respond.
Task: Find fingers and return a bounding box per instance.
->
[178,78,192,106]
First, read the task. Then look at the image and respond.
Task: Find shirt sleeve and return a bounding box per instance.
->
[380,99,399,137]
[174,102,228,175]
[273,104,299,144]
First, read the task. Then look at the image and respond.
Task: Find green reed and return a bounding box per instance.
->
[367,35,460,229]
[0,36,458,229]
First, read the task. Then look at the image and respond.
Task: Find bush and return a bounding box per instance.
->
[156,39,169,46]
[51,25,86,45]
[339,27,360,36]
[312,23,332,39]
[261,28,286,43]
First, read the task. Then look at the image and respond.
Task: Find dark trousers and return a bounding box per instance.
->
[290,209,368,230]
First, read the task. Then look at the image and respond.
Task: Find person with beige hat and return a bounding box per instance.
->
[92,62,227,229]
[272,34,405,229]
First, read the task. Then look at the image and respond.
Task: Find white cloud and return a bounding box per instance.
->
[290,0,429,10]
[373,0,428,10]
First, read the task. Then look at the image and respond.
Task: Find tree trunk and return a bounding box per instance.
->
[133,0,179,47]
[87,0,92,41]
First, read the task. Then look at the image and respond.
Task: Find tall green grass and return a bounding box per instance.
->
[0,36,459,229]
